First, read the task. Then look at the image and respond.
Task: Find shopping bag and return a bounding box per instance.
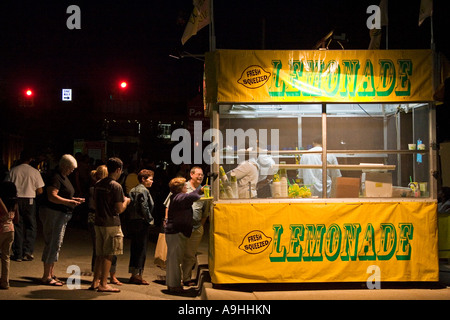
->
[154,233,167,269]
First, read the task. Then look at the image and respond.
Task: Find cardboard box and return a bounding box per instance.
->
[363,172,392,197]
[331,177,361,198]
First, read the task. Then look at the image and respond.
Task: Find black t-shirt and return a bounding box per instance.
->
[44,172,75,213]
[94,177,125,227]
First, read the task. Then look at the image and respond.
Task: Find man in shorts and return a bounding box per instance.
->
[91,157,130,292]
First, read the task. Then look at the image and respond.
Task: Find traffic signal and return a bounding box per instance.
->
[119,81,127,89]
[19,88,34,107]
[109,80,129,100]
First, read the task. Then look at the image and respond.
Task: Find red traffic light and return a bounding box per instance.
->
[19,88,35,107]
[119,81,127,89]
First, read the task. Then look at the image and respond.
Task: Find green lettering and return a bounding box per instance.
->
[286,224,304,261]
[377,59,396,96]
[303,224,325,261]
[339,60,360,97]
[301,60,324,96]
[340,223,361,261]
[396,223,414,260]
[324,223,341,261]
[285,60,302,97]
[269,224,286,262]
[357,59,376,96]
[323,60,340,96]
[395,60,412,96]
[358,223,376,260]
[268,60,285,97]
[377,223,397,260]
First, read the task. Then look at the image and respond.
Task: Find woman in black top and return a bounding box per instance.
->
[40,154,85,286]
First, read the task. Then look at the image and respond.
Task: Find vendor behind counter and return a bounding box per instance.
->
[298,136,342,197]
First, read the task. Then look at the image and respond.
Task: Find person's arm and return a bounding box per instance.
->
[35,171,45,195]
[138,191,154,223]
[176,187,203,205]
[47,186,81,208]
[230,163,248,180]
[328,155,342,178]
[114,197,130,214]
[36,187,43,196]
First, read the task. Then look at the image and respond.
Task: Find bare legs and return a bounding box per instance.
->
[91,255,120,292]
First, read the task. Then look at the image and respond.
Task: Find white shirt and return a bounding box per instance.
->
[230,159,259,198]
[257,154,276,182]
[9,163,45,198]
[299,146,341,197]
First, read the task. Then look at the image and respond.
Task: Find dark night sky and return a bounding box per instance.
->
[1,0,448,103]
[0,0,449,159]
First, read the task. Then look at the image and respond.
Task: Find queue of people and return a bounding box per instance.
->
[163,166,209,293]
[0,150,211,296]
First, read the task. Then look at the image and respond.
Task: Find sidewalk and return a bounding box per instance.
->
[1,220,450,301]
[0,221,206,300]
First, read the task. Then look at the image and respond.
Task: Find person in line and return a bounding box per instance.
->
[87,165,122,288]
[163,167,210,286]
[0,181,19,289]
[181,167,209,286]
[124,162,139,196]
[128,169,155,285]
[164,177,203,293]
[299,135,341,198]
[9,150,45,262]
[91,157,130,293]
[40,154,84,286]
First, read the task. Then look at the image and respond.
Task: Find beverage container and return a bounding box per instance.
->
[203,185,210,198]
[230,173,238,198]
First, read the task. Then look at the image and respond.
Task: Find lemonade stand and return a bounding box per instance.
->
[204,49,439,284]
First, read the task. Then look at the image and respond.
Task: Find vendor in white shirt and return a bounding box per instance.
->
[256,152,276,198]
[229,148,259,199]
[299,136,341,198]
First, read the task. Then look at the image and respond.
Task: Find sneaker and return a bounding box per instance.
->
[23,254,34,261]
[11,256,22,262]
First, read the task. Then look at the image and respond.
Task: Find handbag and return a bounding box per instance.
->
[154,232,167,269]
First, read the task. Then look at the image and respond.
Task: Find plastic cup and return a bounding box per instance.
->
[408,144,416,150]
[419,182,427,192]
[203,185,210,198]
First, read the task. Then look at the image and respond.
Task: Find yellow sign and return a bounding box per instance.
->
[205,49,434,104]
[209,201,438,284]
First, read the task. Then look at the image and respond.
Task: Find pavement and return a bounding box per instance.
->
[1,218,450,303]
